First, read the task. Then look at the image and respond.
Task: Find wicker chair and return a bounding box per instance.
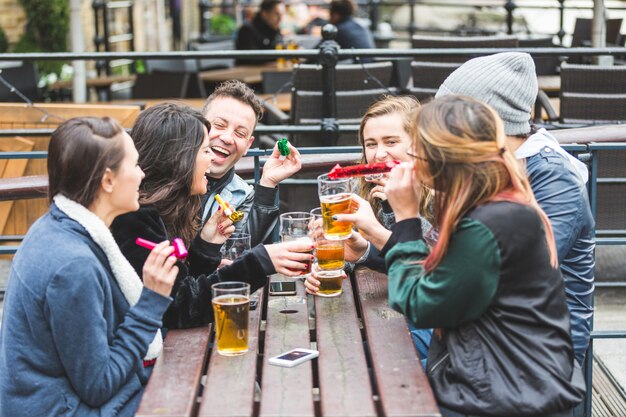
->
[140,59,206,98]
[558,63,626,125]
[292,61,395,92]
[569,18,623,64]
[407,61,461,102]
[0,62,40,102]
[410,35,519,62]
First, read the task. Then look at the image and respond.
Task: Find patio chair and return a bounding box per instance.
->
[410,35,519,62]
[569,18,623,64]
[138,59,206,98]
[292,61,395,92]
[558,63,626,125]
[189,40,236,71]
[0,62,40,102]
[407,61,461,102]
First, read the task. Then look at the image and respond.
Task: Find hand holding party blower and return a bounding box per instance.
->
[327,160,401,179]
[214,194,244,222]
[135,237,189,259]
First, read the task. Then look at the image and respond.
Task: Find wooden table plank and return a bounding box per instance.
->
[538,74,561,93]
[136,326,212,417]
[200,64,291,85]
[354,268,440,417]
[315,277,377,417]
[259,276,315,417]
[198,289,265,417]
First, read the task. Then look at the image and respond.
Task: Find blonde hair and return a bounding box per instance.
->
[357,95,432,220]
[413,95,557,271]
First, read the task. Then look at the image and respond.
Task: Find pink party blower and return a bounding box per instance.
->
[135,237,189,260]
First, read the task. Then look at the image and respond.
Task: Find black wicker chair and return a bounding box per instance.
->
[410,35,519,62]
[291,61,395,92]
[407,61,461,102]
[558,63,626,125]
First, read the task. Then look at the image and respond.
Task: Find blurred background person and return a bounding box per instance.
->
[236,0,285,65]
[328,0,375,61]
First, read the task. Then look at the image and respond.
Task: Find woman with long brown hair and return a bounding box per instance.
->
[112,103,312,329]
[308,96,585,416]
[0,117,178,416]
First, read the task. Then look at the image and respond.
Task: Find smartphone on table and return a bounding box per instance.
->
[269,281,297,296]
[268,348,319,367]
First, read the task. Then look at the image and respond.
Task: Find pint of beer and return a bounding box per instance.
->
[317,174,354,240]
[211,282,250,356]
[316,269,343,297]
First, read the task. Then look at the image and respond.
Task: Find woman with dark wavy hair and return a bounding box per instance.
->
[112,103,312,329]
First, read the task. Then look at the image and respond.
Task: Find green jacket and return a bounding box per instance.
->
[383,201,585,416]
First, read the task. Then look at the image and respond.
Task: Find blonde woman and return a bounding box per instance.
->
[356,95,433,229]
[310,96,585,416]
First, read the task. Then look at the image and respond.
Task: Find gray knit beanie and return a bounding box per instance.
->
[435,52,537,136]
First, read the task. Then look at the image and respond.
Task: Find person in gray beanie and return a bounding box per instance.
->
[437,52,595,369]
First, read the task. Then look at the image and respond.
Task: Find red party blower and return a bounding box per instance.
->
[135,237,189,260]
[327,160,401,179]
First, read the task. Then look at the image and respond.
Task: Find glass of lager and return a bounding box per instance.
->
[317,174,354,240]
[310,208,345,271]
[280,212,314,275]
[221,233,251,261]
[211,282,251,356]
[315,268,343,297]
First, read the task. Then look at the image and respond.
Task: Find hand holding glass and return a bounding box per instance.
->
[279,212,313,275]
[317,174,355,240]
[221,233,251,261]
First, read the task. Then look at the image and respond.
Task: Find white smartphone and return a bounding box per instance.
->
[268,348,319,367]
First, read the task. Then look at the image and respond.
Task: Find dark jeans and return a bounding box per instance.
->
[439,406,574,417]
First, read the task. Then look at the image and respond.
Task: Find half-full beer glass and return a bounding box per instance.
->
[317,174,354,240]
[316,269,343,297]
[310,208,345,271]
[211,282,250,356]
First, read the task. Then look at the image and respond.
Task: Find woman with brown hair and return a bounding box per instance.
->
[112,103,312,329]
[309,96,585,416]
[0,117,178,416]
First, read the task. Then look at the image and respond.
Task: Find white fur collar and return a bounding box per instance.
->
[53,194,162,360]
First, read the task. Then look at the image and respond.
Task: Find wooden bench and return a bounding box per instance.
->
[136,270,440,417]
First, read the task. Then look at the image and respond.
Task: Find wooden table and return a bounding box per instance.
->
[49,74,137,90]
[538,75,561,94]
[136,268,440,417]
[200,63,292,85]
[258,92,291,113]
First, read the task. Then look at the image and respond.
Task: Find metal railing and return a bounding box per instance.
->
[198,0,626,44]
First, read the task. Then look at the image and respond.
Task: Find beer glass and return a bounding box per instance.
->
[316,269,343,297]
[317,174,354,240]
[310,208,345,271]
[221,233,251,261]
[212,282,250,356]
[279,212,313,275]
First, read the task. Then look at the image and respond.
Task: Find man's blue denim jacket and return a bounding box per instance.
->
[525,145,595,365]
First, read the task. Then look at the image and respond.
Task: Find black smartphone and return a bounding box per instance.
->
[249,299,258,310]
[269,281,297,296]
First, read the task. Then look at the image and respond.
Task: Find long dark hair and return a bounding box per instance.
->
[130,103,211,245]
[48,117,125,207]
